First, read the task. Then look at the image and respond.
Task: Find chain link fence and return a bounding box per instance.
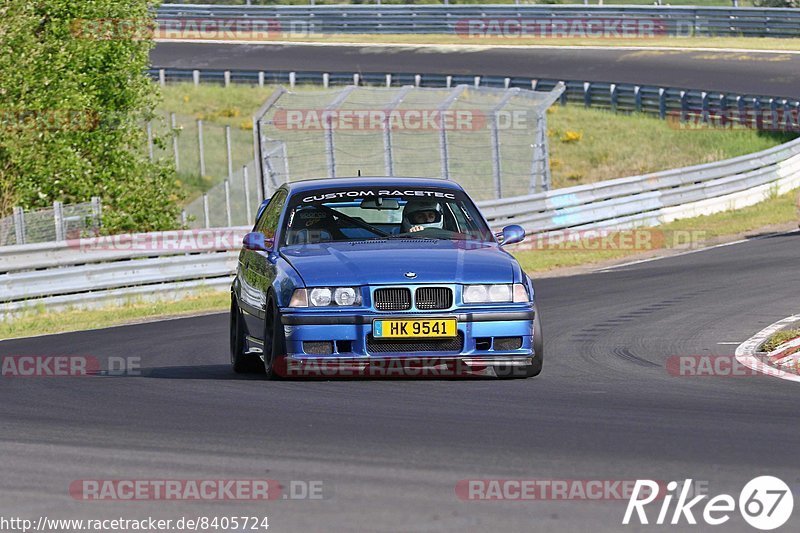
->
[254,84,564,203]
[0,200,101,246]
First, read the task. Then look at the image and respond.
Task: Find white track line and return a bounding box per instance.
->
[154,38,800,55]
[735,314,800,383]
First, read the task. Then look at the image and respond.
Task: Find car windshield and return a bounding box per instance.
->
[282,186,494,245]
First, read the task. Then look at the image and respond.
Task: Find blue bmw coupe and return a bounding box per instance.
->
[230,177,542,379]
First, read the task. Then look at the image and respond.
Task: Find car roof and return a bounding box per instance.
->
[282,177,466,195]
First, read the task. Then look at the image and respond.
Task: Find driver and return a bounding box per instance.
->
[401,199,444,233]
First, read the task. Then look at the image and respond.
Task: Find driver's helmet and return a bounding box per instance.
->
[401,199,444,232]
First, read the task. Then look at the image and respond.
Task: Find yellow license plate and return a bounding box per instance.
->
[373,318,457,339]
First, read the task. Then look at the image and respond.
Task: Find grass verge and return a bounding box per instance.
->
[761,328,800,353]
[0,290,229,341]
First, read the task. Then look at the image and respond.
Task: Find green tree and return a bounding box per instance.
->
[0,0,181,233]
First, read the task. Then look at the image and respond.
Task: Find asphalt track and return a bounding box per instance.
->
[2,231,800,531]
[1,42,799,532]
[151,42,800,98]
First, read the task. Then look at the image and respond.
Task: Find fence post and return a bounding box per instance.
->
[243,165,253,223]
[181,209,187,228]
[659,87,667,119]
[438,85,466,180]
[583,81,591,108]
[91,196,102,232]
[754,97,763,130]
[146,120,154,161]
[323,86,356,179]
[12,206,25,245]
[530,110,551,193]
[224,179,232,227]
[171,112,180,171]
[680,91,688,122]
[225,125,233,180]
[737,95,746,126]
[701,91,709,124]
[53,201,65,242]
[490,88,519,199]
[719,94,729,127]
[202,193,210,229]
[382,86,412,176]
[197,119,206,176]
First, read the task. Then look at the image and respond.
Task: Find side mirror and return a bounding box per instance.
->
[500,225,525,246]
[243,231,273,252]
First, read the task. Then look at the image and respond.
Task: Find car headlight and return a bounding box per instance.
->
[289,287,362,308]
[463,284,529,304]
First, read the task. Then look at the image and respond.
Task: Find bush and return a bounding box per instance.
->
[754,0,799,7]
[0,0,181,233]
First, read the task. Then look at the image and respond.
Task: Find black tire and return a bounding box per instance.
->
[230,297,265,374]
[263,300,286,379]
[494,306,543,379]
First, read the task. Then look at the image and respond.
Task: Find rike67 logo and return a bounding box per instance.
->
[623,476,793,530]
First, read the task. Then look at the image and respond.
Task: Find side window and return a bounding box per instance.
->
[255,190,287,240]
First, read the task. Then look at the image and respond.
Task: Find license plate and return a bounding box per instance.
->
[373,318,457,339]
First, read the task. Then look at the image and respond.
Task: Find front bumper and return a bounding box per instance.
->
[279,308,536,363]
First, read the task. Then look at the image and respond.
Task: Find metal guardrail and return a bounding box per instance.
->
[156,5,800,37]
[149,68,800,117]
[3,135,799,316]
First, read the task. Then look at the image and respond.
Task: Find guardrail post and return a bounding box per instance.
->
[170,113,180,171]
[446,75,452,88]
[353,73,360,86]
[634,85,642,112]
[680,91,688,122]
[202,193,210,229]
[224,70,231,87]
[583,81,591,108]
[386,74,392,87]
[224,179,232,227]
[53,201,65,242]
[225,125,233,180]
[474,76,481,88]
[192,69,200,86]
[700,91,709,124]
[769,98,779,131]
[659,88,667,119]
[415,74,421,87]
[243,165,252,223]
[737,95,746,126]
[754,97,763,131]
[504,77,511,89]
[559,82,567,106]
[259,71,265,88]
[323,73,329,88]
[719,94,729,127]
[12,206,25,245]
[610,83,618,112]
[158,69,165,87]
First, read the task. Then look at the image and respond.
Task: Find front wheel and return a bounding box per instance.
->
[263,301,287,379]
[230,297,265,374]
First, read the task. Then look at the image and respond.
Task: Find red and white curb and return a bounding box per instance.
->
[735,314,800,383]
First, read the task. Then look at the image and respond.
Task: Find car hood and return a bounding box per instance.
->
[280,239,521,286]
